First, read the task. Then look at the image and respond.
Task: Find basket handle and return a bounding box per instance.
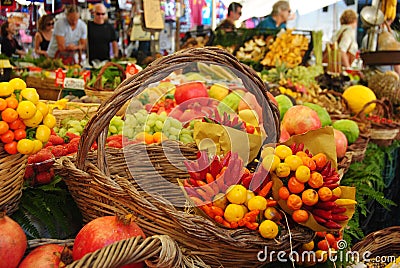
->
[93,62,127,91]
[76,47,280,174]
[66,235,187,268]
[353,99,393,122]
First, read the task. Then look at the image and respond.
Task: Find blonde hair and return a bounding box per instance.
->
[271,1,290,16]
[340,9,357,25]
[65,5,80,14]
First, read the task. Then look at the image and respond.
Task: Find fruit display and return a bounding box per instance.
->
[367,70,400,105]
[236,35,274,62]
[0,78,55,155]
[342,85,376,115]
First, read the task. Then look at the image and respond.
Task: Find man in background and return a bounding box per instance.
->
[216,2,242,32]
[257,0,292,30]
[87,3,119,64]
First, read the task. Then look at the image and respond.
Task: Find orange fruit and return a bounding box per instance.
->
[292,209,309,223]
[152,132,167,143]
[318,187,333,202]
[6,96,18,109]
[288,176,305,194]
[312,153,327,169]
[296,151,308,158]
[302,189,319,206]
[317,240,330,251]
[0,98,7,111]
[278,186,290,200]
[1,108,18,123]
[301,156,316,171]
[287,194,302,211]
[0,121,9,135]
[13,128,26,140]
[325,233,336,246]
[308,171,324,188]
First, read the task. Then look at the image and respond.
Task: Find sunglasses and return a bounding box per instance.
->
[46,22,54,26]
[96,12,106,16]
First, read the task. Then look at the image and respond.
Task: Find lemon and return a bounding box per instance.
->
[274,144,292,160]
[36,102,49,118]
[43,114,56,129]
[224,204,245,222]
[284,155,303,171]
[244,190,255,207]
[264,207,279,221]
[302,240,315,251]
[23,110,43,128]
[247,196,267,211]
[9,78,26,91]
[17,100,37,119]
[20,88,39,104]
[212,193,228,210]
[261,146,275,159]
[17,139,35,155]
[262,154,280,172]
[295,165,311,183]
[226,184,247,204]
[275,162,291,178]
[32,139,43,154]
[259,220,279,239]
[35,125,51,143]
[0,82,13,97]
[241,204,249,214]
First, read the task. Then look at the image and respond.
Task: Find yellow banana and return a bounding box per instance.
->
[381,0,387,16]
[385,0,397,21]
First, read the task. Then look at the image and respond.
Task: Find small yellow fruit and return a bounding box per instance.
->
[0,82,14,97]
[275,162,291,177]
[43,114,57,129]
[264,207,280,221]
[20,88,39,104]
[247,196,267,211]
[16,100,37,119]
[31,139,43,154]
[259,220,279,239]
[284,155,303,171]
[17,139,35,155]
[23,110,43,128]
[9,78,26,91]
[226,184,247,205]
[261,146,275,159]
[244,190,255,207]
[36,102,49,117]
[274,144,292,159]
[224,204,245,223]
[295,165,311,183]
[35,125,51,143]
[302,240,315,251]
[213,193,228,210]
[332,187,342,198]
[262,154,280,172]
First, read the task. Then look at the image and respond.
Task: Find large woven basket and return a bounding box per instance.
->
[84,62,126,103]
[352,226,400,257]
[60,47,314,267]
[27,235,201,267]
[0,145,28,215]
[46,101,100,126]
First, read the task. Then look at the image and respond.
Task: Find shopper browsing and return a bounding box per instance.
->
[47,5,87,65]
[87,3,119,65]
[34,15,54,58]
[256,0,292,30]
[0,21,26,58]
[216,2,242,32]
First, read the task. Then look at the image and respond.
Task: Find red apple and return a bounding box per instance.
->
[281,105,322,135]
[333,129,348,159]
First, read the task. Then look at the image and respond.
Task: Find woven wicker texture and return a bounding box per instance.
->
[49,102,100,126]
[84,62,126,102]
[60,47,314,267]
[352,226,400,257]
[0,145,28,215]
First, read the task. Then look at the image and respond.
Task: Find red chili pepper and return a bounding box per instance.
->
[330,195,340,202]
[312,209,332,221]
[209,155,222,178]
[331,214,349,222]
[331,207,347,214]
[241,174,253,189]
[220,151,232,167]
[245,221,259,230]
[201,205,215,218]
[189,178,199,187]
[266,199,277,207]
[210,206,224,217]
[258,181,273,198]
[323,220,342,229]
[320,161,332,177]
[315,201,337,210]
[214,215,231,228]
[313,215,327,224]
[323,183,340,190]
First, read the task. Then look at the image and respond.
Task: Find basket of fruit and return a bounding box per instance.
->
[84,62,126,103]
[57,47,323,267]
[0,79,55,215]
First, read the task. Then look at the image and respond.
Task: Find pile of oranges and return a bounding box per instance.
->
[0,78,56,155]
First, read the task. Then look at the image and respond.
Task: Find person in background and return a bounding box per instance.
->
[256,0,292,30]
[34,14,54,57]
[87,3,119,64]
[47,5,87,65]
[215,2,242,32]
[0,21,26,58]
[332,9,358,69]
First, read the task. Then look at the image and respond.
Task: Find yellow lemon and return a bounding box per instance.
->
[261,146,275,159]
[9,78,26,91]
[262,154,280,172]
[247,196,267,211]
[23,110,43,128]
[0,82,13,97]
[224,204,245,223]
[241,204,249,214]
[35,125,51,143]
[36,102,49,118]
[259,220,279,239]
[264,207,280,221]
[274,144,292,159]
[226,184,247,204]
[43,113,56,129]
[32,139,43,154]
[275,162,291,177]
[284,155,303,171]
[295,165,311,183]
[244,190,255,207]
[20,88,40,104]
[212,193,228,210]
[17,139,35,155]
[17,100,37,119]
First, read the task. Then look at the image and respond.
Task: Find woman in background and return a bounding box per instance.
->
[0,21,26,58]
[34,15,54,57]
[257,0,292,30]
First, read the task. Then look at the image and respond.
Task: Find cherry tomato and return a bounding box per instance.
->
[9,118,26,130]
[4,141,17,154]
[1,130,15,144]
[14,129,26,141]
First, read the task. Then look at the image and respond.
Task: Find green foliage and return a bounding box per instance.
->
[340,141,398,247]
[11,176,83,240]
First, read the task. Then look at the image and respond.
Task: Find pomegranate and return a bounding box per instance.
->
[0,212,27,268]
[19,244,65,268]
[281,105,322,135]
[72,215,146,268]
[333,129,348,159]
[279,126,291,143]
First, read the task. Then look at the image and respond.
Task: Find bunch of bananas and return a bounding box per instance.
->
[381,0,397,21]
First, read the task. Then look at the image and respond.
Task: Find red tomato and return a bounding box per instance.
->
[4,141,18,154]
[174,81,208,104]
[1,130,15,144]
[14,129,26,141]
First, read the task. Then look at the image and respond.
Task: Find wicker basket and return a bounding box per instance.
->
[352,226,400,257]
[356,99,400,147]
[59,47,314,267]
[84,62,126,103]
[27,235,199,267]
[46,101,100,126]
[0,145,28,215]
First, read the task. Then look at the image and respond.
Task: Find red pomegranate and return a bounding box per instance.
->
[0,212,27,268]
[19,244,65,268]
[72,215,146,268]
